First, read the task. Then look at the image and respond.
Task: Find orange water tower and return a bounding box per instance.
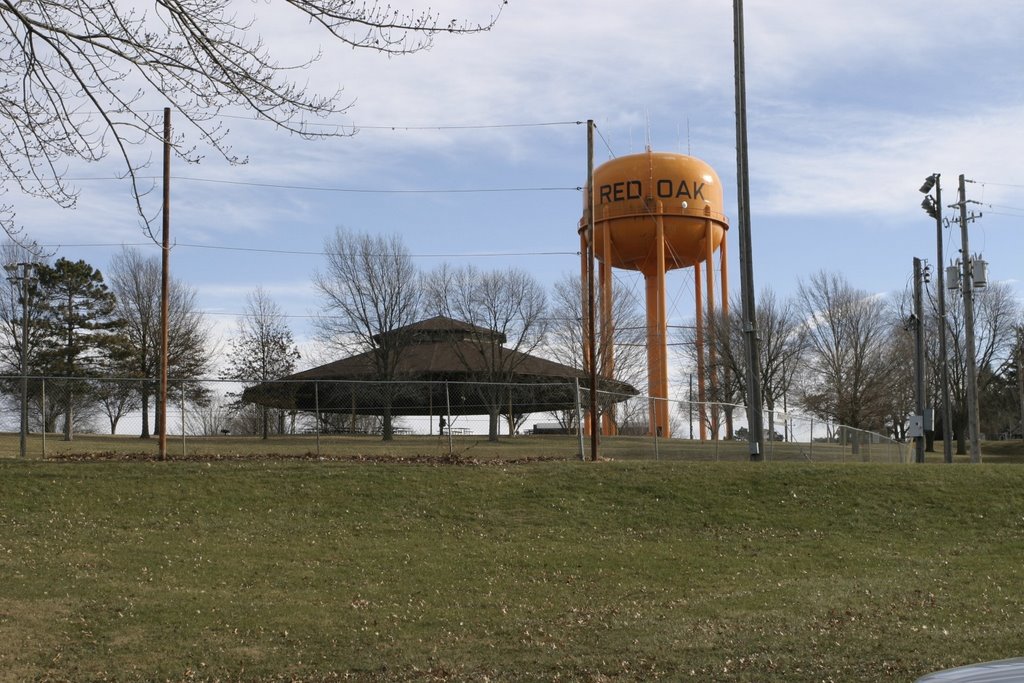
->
[580,149,729,438]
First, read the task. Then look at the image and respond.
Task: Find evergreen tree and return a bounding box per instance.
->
[34,258,122,440]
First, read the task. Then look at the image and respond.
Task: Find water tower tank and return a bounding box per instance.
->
[588,150,729,274]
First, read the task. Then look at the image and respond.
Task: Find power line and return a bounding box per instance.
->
[39,241,579,258]
[179,243,579,258]
[133,110,585,132]
[979,203,1024,216]
[64,175,580,194]
[593,123,617,159]
[347,121,585,131]
[976,180,1024,189]
[196,114,585,131]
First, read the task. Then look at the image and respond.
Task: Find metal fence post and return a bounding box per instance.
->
[181,382,186,458]
[653,396,660,461]
[314,380,321,458]
[713,404,718,460]
[575,378,584,460]
[445,381,453,456]
[41,377,46,459]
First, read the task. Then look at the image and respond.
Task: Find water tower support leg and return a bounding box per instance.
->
[599,226,617,435]
[705,218,720,440]
[579,230,593,436]
[695,259,707,440]
[645,215,671,438]
[720,234,733,439]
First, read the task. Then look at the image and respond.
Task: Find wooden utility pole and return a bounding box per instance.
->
[586,120,598,462]
[159,107,171,461]
[957,174,982,463]
[913,257,926,463]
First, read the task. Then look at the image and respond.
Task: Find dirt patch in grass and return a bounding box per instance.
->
[45,450,574,466]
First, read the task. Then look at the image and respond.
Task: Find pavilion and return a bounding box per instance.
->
[242,316,636,426]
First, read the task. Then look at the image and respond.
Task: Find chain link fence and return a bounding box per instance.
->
[0,376,908,463]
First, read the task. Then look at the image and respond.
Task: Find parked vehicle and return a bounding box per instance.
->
[916,658,1024,682]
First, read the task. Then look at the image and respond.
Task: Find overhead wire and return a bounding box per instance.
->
[974,179,1024,190]
[205,114,586,131]
[972,180,1024,216]
[977,203,1024,217]
[63,175,581,194]
[342,121,586,131]
[47,117,588,195]
[131,111,586,133]
[592,123,617,160]
[38,241,578,258]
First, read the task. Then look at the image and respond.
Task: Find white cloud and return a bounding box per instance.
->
[6,0,1024,345]
[749,102,1024,217]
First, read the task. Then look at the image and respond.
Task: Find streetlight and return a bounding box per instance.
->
[4,261,36,459]
[919,174,954,463]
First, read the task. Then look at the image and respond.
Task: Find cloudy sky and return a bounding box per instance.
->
[12,0,1024,368]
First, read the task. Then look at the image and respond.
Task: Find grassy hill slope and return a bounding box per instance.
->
[1,459,1022,681]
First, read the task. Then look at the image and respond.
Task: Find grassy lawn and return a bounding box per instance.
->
[1,452,1023,681]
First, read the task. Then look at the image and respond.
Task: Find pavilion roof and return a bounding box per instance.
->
[243,315,637,415]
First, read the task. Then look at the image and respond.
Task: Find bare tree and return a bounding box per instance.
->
[796,271,900,441]
[726,289,805,439]
[0,243,47,375]
[0,1,506,243]
[884,288,917,442]
[545,272,645,432]
[942,281,1021,452]
[681,288,806,441]
[94,378,141,434]
[186,391,233,437]
[313,228,421,440]
[224,287,301,439]
[423,264,547,442]
[107,247,212,437]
